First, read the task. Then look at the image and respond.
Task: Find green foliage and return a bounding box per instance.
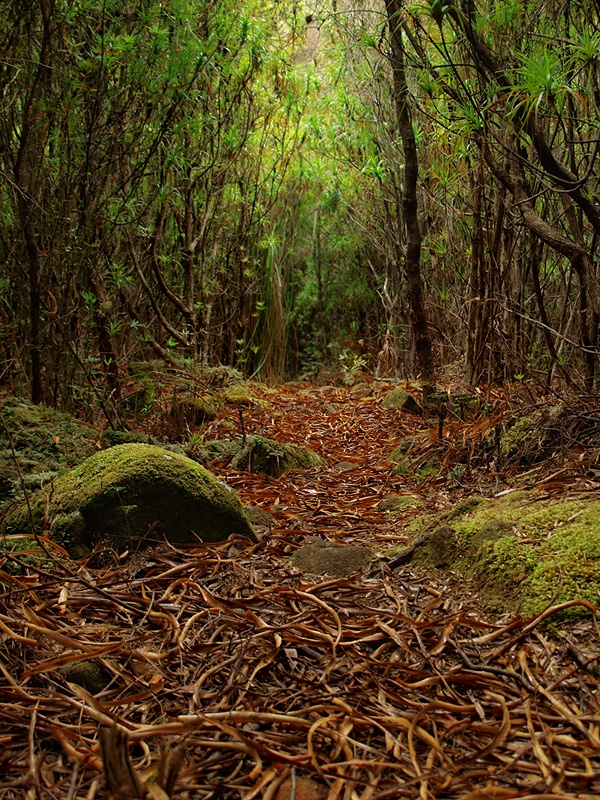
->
[2,0,598,394]
[509,48,579,119]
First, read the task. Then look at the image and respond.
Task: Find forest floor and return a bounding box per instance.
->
[2,379,600,799]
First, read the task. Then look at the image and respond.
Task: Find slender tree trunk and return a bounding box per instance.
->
[385,0,435,399]
[13,0,54,404]
[466,162,485,384]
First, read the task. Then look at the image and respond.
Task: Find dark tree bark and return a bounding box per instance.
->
[385,0,435,398]
[12,0,54,404]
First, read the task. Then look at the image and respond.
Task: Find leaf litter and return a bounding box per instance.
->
[1,381,600,799]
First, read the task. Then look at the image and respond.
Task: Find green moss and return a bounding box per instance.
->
[500,416,536,460]
[170,396,219,427]
[381,388,423,414]
[471,519,514,548]
[0,397,98,509]
[465,535,538,615]
[229,435,323,476]
[405,491,600,620]
[222,385,253,405]
[500,405,563,464]
[3,443,256,555]
[377,495,423,514]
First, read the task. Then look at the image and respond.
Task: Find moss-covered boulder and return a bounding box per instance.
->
[0,397,97,507]
[406,491,600,619]
[229,435,324,476]
[3,443,256,555]
[381,388,423,415]
[222,385,254,405]
[499,404,564,464]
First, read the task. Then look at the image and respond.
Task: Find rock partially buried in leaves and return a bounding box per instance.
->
[229,435,323,476]
[275,776,327,800]
[59,660,112,694]
[291,541,373,576]
[4,444,256,556]
[101,429,155,446]
[377,494,423,514]
[244,505,276,529]
[425,525,457,567]
[222,384,254,405]
[170,395,219,427]
[381,387,423,415]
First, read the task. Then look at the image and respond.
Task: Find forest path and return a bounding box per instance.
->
[2,382,600,799]
[215,382,439,554]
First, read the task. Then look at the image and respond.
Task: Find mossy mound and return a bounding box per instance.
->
[381,388,423,415]
[222,385,254,405]
[498,404,580,466]
[170,395,219,428]
[229,435,324,476]
[0,397,97,507]
[59,660,113,694]
[101,430,155,446]
[377,495,423,514]
[407,491,600,619]
[291,541,373,576]
[3,443,256,555]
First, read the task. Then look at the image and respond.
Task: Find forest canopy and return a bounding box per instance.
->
[1,0,599,407]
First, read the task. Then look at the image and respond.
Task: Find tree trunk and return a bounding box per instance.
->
[385,0,435,399]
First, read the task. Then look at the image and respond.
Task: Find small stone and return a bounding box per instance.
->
[222,385,253,405]
[229,435,323,476]
[291,541,373,576]
[378,495,422,513]
[244,505,276,529]
[427,525,457,567]
[59,660,112,694]
[381,388,423,414]
[333,461,356,472]
[275,776,326,800]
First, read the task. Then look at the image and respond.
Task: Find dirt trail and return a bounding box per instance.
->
[217,383,433,549]
[1,382,600,799]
